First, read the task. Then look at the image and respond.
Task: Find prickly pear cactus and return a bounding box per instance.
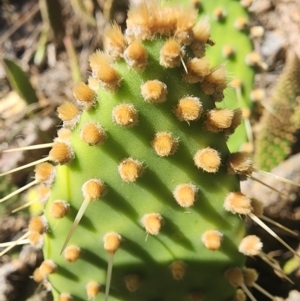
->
[42,3,245,301]
[170,0,255,152]
[23,1,259,301]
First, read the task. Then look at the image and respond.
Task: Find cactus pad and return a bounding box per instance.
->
[202,0,255,152]
[2,2,297,301]
[26,1,257,300]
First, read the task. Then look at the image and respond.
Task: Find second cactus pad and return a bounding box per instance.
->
[42,2,246,300]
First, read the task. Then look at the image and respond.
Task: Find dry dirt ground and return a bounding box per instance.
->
[0,0,300,300]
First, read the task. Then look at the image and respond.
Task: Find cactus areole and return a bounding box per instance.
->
[40,2,249,300]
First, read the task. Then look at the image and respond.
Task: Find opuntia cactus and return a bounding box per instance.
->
[188,0,255,152]
[1,1,295,301]
[166,0,255,152]
[43,2,246,298]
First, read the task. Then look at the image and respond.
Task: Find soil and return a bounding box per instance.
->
[0,0,300,300]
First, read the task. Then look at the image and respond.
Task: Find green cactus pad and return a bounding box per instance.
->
[203,0,254,152]
[170,0,255,152]
[41,2,248,301]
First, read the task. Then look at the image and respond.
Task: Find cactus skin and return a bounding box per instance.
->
[196,0,255,152]
[166,0,255,152]
[254,51,300,171]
